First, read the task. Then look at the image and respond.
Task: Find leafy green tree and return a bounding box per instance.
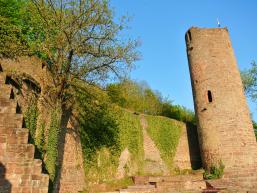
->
[161,102,196,124]
[1,0,139,188]
[106,79,195,122]
[106,83,127,107]
[241,61,257,138]
[0,0,28,57]
[106,79,162,114]
[143,88,162,115]
[241,61,257,101]
[0,0,139,106]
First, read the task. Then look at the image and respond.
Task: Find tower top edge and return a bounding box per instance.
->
[186,26,229,35]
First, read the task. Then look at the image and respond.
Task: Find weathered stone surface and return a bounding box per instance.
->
[54,117,85,193]
[186,27,257,190]
[140,115,169,175]
[173,123,201,170]
[116,147,131,179]
[0,72,49,193]
[123,173,206,193]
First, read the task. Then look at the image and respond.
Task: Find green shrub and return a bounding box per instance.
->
[161,103,196,125]
[106,80,196,124]
[203,161,225,180]
[106,80,162,115]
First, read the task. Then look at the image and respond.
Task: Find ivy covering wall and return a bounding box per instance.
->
[24,97,62,186]
[145,115,182,171]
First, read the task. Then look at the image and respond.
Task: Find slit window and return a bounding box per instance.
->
[185,31,192,43]
[0,64,3,72]
[188,31,192,41]
[207,90,213,103]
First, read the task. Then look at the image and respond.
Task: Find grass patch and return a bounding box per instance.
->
[145,115,183,171]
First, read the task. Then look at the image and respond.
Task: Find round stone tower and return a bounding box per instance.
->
[186,27,257,172]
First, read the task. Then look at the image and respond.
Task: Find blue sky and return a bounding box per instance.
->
[110,0,257,119]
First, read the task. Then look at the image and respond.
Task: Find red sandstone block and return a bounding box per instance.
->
[20,161,34,167]
[0,135,6,143]
[5,144,35,161]
[26,145,35,160]
[32,175,41,181]
[5,129,29,145]
[32,180,40,187]
[12,187,22,193]
[19,175,32,186]
[16,167,25,175]
[17,129,29,144]
[32,188,40,193]
[13,162,34,175]
[21,187,32,193]
[0,143,6,152]
[39,174,49,187]
[5,163,16,174]
[33,160,42,175]
[0,92,12,101]
[39,188,48,193]
[202,189,220,193]
[132,176,149,185]
[0,113,23,128]
[23,166,33,174]
[0,127,17,135]
[0,100,16,114]
[0,127,8,133]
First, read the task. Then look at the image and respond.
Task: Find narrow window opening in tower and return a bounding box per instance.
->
[188,31,192,41]
[185,31,192,43]
[207,90,213,103]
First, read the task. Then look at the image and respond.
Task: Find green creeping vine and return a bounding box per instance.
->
[24,97,62,189]
[45,107,61,182]
[24,97,45,159]
[35,120,45,155]
[24,97,39,142]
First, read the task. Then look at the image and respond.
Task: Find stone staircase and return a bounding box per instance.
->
[132,174,205,193]
[103,172,257,193]
[103,173,206,193]
[0,66,49,193]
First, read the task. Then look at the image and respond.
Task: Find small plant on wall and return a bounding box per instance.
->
[203,161,225,180]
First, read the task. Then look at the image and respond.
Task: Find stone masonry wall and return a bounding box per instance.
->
[0,57,86,193]
[186,27,257,189]
[0,67,49,193]
[53,116,85,193]
[174,123,201,170]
